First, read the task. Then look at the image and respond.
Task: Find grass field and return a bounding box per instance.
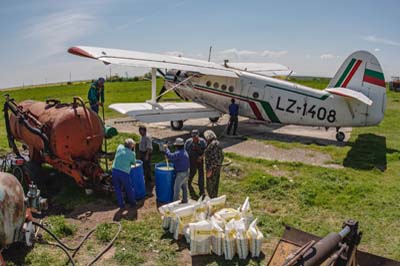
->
[3,78,400,265]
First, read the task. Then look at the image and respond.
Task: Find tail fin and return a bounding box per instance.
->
[328,51,386,125]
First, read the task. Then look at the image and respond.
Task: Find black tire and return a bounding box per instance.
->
[209,117,219,123]
[170,120,184,130]
[23,161,42,185]
[336,131,345,142]
[12,165,28,192]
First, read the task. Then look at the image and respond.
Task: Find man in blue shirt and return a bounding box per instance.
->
[164,138,189,203]
[112,138,136,209]
[227,98,239,135]
[88,77,105,114]
[184,129,207,197]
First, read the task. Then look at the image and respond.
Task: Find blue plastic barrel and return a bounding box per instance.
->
[155,162,175,203]
[130,160,147,200]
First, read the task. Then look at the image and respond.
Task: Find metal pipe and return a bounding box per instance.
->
[338,226,351,239]
[301,232,343,266]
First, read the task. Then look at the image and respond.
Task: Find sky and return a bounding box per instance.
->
[0,0,399,88]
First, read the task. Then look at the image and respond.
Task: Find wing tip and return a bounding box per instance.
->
[68,46,95,59]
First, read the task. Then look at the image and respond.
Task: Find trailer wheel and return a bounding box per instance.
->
[23,162,42,186]
[170,120,184,130]
[12,165,28,192]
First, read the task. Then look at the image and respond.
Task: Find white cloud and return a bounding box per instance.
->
[23,10,98,56]
[374,48,381,52]
[261,50,288,58]
[320,54,336,60]
[362,35,400,46]
[218,48,288,61]
[219,48,258,57]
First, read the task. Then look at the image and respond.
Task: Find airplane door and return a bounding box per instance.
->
[239,76,252,117]
[239,76,266,119]
[239,75,267,120]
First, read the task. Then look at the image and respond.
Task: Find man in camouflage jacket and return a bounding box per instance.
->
[204,130,224,198]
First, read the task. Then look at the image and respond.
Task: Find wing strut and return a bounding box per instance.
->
[151,68,157,107]
[157,76,193,101]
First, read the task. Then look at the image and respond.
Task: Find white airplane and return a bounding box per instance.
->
[68,46,386,142]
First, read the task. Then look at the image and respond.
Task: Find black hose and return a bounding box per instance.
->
[3,102,21,157]
[32,221,122,266]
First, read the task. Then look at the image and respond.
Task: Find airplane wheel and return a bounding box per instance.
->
[170,120,183,130]
[336,131,345,142]
[209,117,219,123]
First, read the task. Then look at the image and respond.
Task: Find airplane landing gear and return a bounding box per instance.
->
[209,117,219,123]
[170,120,183,130]
[335,127,345,142]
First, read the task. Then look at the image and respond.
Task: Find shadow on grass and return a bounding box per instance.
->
[343,133,398,171]
[2,243,32,266]
[160,231,266,266]
[191,252,265,266]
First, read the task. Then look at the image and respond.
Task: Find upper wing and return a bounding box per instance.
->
[68,46,238,78]
[325,87,373,106]
[227,62,291,76]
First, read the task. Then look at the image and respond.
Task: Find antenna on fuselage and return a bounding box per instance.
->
[208,46,212,62]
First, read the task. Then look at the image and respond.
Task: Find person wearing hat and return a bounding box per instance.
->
[111,138,137,209]
[88,77,105,114]
[138,125,153,187]
[164,138,190,203]
[203,130,224,198]
[184,129,207,197]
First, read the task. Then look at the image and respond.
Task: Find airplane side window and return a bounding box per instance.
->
[253,92,259,99]
[228,86,235,92]
[206,81,212,87]
[213,82,219,89]
[221,84,227,91]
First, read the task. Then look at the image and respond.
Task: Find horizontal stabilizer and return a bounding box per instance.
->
[325,87,373,106]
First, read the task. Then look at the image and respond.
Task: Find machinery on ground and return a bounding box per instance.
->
[0,172,47,266]
[268,220,400,266]
[389,76,400,92]
[3,95,112,191]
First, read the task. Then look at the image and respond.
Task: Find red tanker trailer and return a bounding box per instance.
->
[3,95,111,190]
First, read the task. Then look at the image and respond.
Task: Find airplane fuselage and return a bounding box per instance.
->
[166,71,384,127]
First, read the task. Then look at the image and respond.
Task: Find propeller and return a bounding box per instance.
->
[155,69,185,102]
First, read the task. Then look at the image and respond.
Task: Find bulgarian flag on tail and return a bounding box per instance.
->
[363,68,385,88]
[334,58,362,88]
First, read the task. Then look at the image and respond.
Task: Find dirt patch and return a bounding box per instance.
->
[224,140,342,168]
[107,115,352,144]
[107,115,349,168]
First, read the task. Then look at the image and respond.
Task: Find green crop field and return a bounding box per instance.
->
[3,78,400,265]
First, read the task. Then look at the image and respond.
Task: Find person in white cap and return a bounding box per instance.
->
[184,129,207,198]
[164,138,190,203]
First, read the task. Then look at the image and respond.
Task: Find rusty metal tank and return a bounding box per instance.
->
[0,172,26,248]
[8,98,104,162]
